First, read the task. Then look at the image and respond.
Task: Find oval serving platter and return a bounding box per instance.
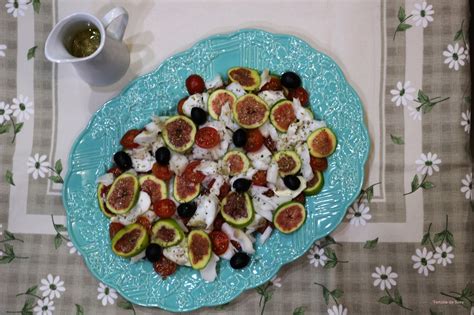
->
[62,29,369,312]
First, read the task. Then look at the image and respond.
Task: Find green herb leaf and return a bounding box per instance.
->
[421,181,435,189]
[331,289,344,299]
[5,170,15,186]
[27,46,37,60]
[0,123,11,134]
[454,29,463,41]
[32,0,41,14]
[54,159,63,175]
[411,175,419,192]
[397,6,406,22]
[363,237,379,249]
[378,295,393,305]
[322,287,330,305]
[390,134,404,145]
[293,306,305,315]
[14,122,23,134]
[397,23,412,32]
[54,233,63,249]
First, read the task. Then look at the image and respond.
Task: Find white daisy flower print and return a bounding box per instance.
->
[346,203,371,226]
[415,152,441,176]
[327,304,348,315]
[411,247,436,276]
[390,81,415,106]
[443,43,467,71]
[5,0,28,18]
[39,274,66,300]
[460,173,472,200]
[27,154,51,180]
[433,243,454,266]
[33,297,55,315]
[461,110,470,133]
[307,244,328,268]
[11,94,34,122]
[67,241,81,256]
[0,44,6,57]
[408,105,422,121]
[411,2,434,28]
[371,265,398,290]
[97,282,118,306]
[0,102,12,124]
[270,275,282,288]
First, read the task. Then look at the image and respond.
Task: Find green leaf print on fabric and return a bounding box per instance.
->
[414,90,449,114]
[404,174,435,195]
[314,282,344,305]
[47,159,64,184]
[75,304,84,315]
[378,288,413,311]
[32,0,41,14]
[293,306,305,315]
[27,46,37,60]
[51,215,70,249]
[364,238,379,249]
[393,6,413,40]
[429,308,443,315]
[5,169,15,186]
[390,134,404,145]
[1,230,24,243]
[256,282,274,315]
[118,299,136,314]
[440,284,473,310]
[0,243,28,263]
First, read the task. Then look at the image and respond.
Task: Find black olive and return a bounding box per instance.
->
[230,252,250,269]
[155,147,171,165]
[113,151,132,171]
[233,178,252,193]
[177,202,197,218]
[281,71,301,89]
[145,244,162,262]
[191,107,208,126]
[232,129,247,147]
[283,175,300,190]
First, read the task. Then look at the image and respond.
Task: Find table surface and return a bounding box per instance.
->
[0,0,471,314]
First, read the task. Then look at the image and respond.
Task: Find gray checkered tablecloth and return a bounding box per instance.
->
[0,0,472,314]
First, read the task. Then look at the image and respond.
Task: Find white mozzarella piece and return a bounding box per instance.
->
[205,75,223,90]
[131,149,155,172]
[296,143,313,181]
[163,238,191,266]
[259,226,273,245]
[169,153,188,176]
[247,146,272,170]
[182,93,205,116]
[258,68,270,89]
[258,90,285,106]
[221,223,255,254]
[187,195,219,229]
[200,253,219,282]
[226,82,246,97]
[96,173,114,186]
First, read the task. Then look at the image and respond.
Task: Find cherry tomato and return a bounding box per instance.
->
[177,97,187,115]
[185,74,205,94]
[136,216,152,234]
[109,222,125,239]
[152,163,173,181]
[195,127,220,149]
[252,170,267,186]
[310,156,328,172]
[213,213,225,231]
[107,166,122,177]
[244,129,264,152]
[120,129,141,149]
[153,199,177,218]
[260,75,282,91]
[153,256,177,279]
[292,192,306,205]
[293,87,309,106]
[209,230,230,255]
[183,160,206,183]
[263,136,277,153]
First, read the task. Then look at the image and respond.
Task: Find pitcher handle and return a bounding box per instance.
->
[102,6,128,41]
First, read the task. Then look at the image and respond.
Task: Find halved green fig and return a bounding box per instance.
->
[188,230,212,270]
[270,100,296,132]
[162,115,197,153]
[220,191,254,228]
[151,218,184,248]
[233,94,269,129]
[105,173,139,215]
[307,127,337,158]
[111,223,149,257]
[304,171,324,196]
[173,175,200,203]
[208,89,237,119]
[273,201,306,234]
[273,150,301,176]
[223,150,250,176]
[227,67,260,91]
[97,183,113,218]
[139,175,167,204]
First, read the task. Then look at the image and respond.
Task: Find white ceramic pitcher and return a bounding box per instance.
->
[45,7,130,86]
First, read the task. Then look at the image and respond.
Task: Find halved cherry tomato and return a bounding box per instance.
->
[152,163,173,181]
[209,230,230,255]
[153,256,177,279]
[218,182,231,200]
[183,160,206,183]
[310,156,328,172]
[107,166,122,177]
[260,75,282,91]
[177,97,188,115]
[120,129,141,149]
[109,222,125,239]
[153,199,176,218]
[195,127,220,149]
[293,87,309,106]
[136,216,152,234]
[213,213,225,231]
[263,136,277,153]
[292,192,306,205]
[185,74,205,94]
[244,129,264,152]
[252,170,267,186]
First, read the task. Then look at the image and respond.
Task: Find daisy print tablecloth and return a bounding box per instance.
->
[0,0,472,314]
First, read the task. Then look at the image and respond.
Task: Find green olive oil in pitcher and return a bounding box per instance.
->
[66,24,101,58]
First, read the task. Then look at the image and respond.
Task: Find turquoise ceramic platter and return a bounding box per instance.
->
[62,29,370,312]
